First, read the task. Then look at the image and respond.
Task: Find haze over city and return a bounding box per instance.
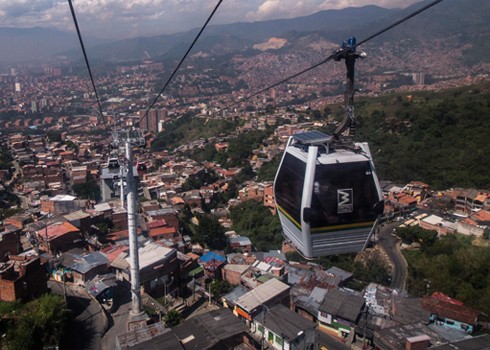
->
[1,0,423,39]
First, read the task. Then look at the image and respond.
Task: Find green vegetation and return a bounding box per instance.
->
[404,234,490,315]
[182,169,219,192]
[396,226,438,247]
[193,214,227,250]
[227,130,268,167]
[152,83,490,190]
[355,82,490,189]
[256,156,280,182]
[1,294,71,350]
[190,142,228,165]
[350,256,391,288]
[164,309,182,327]
[46,130,63,143]
[72,174,101,201]
[210,279,232,299]
[151,113,237,152]
[0,144,13,170]
[229,200,283,251]
[189,130,269,168]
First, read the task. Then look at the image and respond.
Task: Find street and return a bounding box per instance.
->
[49,280,105,350]
[376,222,408,291]
[101,283,132,350]
[318,329,350,350]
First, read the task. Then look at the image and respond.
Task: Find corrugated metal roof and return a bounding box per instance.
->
[172,308,247,350]
[116,322,183,350]
[256,304,316,341]
[319,288,365,322]
[68,251,109,274]
[129,241,175,270]
[235,278,290,312]
[63,210,91,221]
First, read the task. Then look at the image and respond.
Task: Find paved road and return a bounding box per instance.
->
[318,329,350,350]
[101,283,132,350]
[376,222,408,291]
[49,280,105,350]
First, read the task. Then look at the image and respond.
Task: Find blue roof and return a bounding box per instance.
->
[199,251,226,263]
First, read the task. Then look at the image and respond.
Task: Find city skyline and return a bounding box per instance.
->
[0,0,423,39]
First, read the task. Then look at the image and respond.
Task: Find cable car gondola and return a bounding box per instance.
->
[137,162,147,175]
[274,37,384,258]
[274,131,384,258]
[107,157,120,169]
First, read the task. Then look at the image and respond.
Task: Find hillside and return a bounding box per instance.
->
[0,27,105,63]
[354,81,490,189]
[153,82,490,191]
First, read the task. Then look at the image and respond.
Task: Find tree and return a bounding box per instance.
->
[46,130,62,143]
[404,235,490,316]
[195,214,226,250]
[6,294,71,350]
[230,200,283,251]
[257,156,280,182]
[72,174,101,201]
[164,309,182,328]
[352,256,391,286]
[210,280,232,299]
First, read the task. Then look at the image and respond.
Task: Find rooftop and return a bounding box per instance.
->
[129,240,175,270]
[38,221,79,241]
[235,278,290,313]
[319,288,365,322]
[172,308,248,350]
[256,304,316,341]
[116,322,183,350]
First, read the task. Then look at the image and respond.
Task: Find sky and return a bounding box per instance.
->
[0,0,423,39]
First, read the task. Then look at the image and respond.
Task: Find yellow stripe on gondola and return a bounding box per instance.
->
[277,205,375,234]
[311,221,375,234]
[277,205,301,229]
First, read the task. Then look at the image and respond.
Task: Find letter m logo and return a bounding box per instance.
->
[337,189,353,213]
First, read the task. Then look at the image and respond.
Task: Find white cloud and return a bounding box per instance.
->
[245,0,422,21]
[0,0,424,39]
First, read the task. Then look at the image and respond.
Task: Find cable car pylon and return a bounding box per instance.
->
[273,37,384,259]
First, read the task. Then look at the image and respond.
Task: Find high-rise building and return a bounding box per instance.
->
[139,109,167,132]
[412,72,426,86]
[10,68,16,76]
[14,82,21,92]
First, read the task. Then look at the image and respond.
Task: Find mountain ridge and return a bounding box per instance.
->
[1,0,489,65]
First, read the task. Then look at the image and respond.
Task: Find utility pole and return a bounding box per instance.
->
[120,166,124,207]
[62,271,67,303]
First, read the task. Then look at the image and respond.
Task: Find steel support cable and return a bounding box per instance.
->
[219,0,444,113]
[67,0,106,125]
[142,0,224,123]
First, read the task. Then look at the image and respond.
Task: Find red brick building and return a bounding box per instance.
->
[36,221,83,254]
[0,255,48,302]
[0,225,22,259]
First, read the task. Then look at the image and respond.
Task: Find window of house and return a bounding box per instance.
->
[258,324,264,334]
[275,334,284,346]
[268,331,274,343]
